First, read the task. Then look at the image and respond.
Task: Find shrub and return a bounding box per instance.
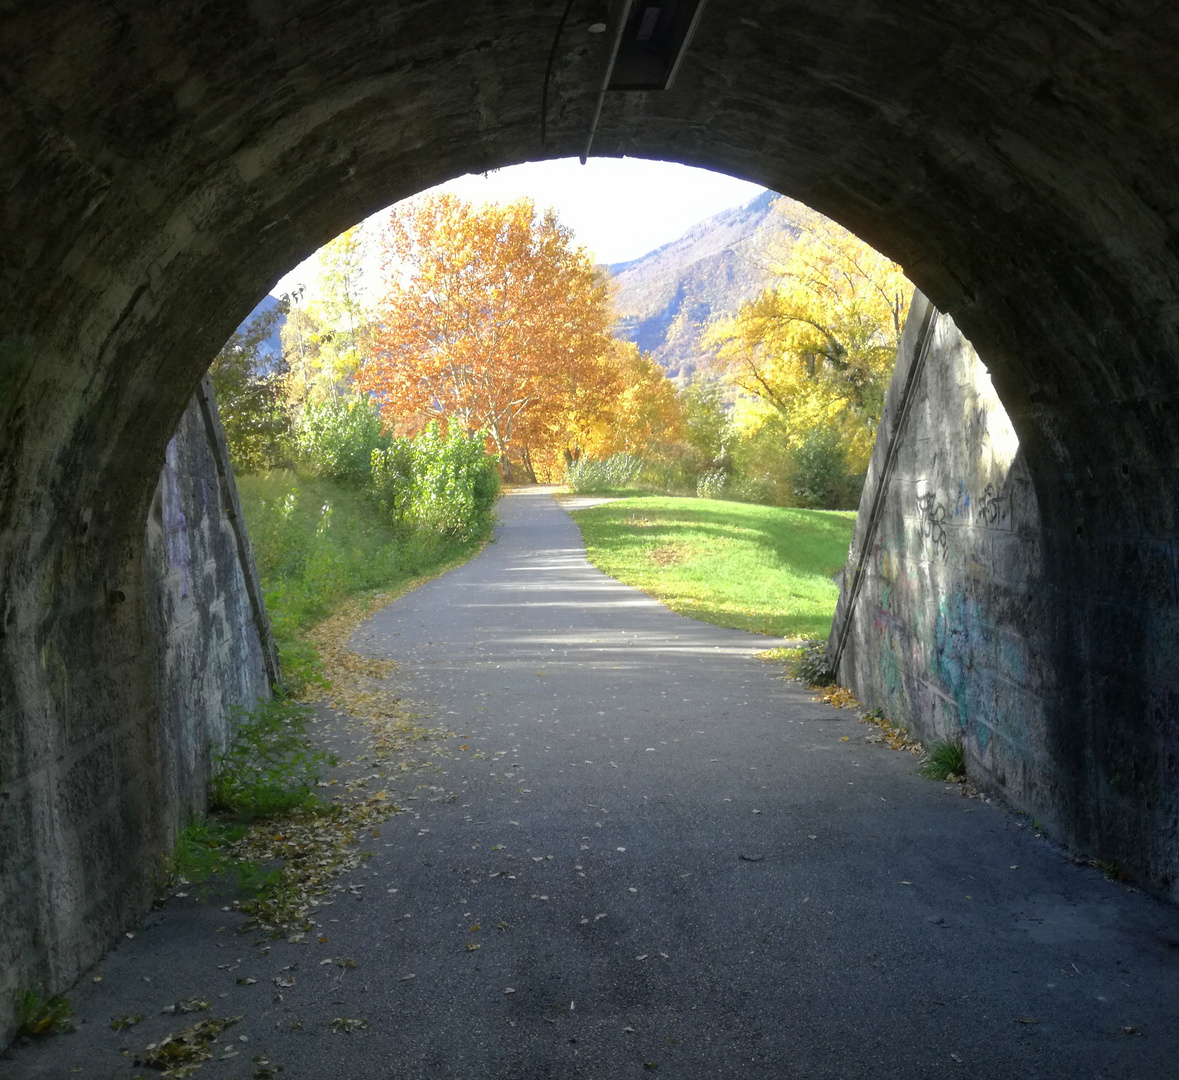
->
[635,442,707,495]
[793,638,834,685]
[726,476,777,506]
[566,452,644,493]
[790,427,865,509]
[681,377,731,464]
[728,414,795,506]
[294,398,390,485]
[370,421,499,541]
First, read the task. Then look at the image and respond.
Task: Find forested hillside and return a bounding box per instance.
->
[608,189,798,380]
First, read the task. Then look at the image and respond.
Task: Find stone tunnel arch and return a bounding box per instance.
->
[3,0,1179,1032]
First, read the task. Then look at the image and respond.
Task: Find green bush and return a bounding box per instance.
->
[791,427,858,509]
[726,476,777,506]
[566,452,644,493]
[370,421,499,541]
[793,638,835,685]
[294,398,390,485]
[239,461,495,693]
[235,415,498,693]
[681,377,731,465]
[728,414,795,506]
[634,442,706,495]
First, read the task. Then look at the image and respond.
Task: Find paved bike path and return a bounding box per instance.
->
[6,487,1179,1079]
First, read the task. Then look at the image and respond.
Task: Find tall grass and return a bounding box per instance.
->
[565,452,644,494]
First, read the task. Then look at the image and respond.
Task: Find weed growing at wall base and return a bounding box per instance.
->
[792,639,835,685]
[921,739,967,781]
[14,989,74,1037]
[208,697,332,819]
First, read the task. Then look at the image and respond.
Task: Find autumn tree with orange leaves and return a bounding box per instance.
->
[357,194,614,480]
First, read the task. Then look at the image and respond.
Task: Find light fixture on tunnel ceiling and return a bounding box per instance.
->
[581,0,709,163]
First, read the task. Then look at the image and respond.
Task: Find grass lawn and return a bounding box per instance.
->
[568,495,856,639]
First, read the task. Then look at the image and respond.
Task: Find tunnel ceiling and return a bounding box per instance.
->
[2,0,1179,547]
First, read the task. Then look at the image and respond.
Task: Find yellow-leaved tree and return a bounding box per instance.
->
[282,226,372,408]
[356,194,613,480]
[708,202,911,491]
[542,340,684,467]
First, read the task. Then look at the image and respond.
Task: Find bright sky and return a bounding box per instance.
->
[272,157,766,298]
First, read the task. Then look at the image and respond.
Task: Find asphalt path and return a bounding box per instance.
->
[6,487,1179,1080]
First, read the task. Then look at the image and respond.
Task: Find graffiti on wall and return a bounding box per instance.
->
[916,492,950,561]
[975,482,1009,528]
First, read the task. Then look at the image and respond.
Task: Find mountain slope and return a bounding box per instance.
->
[608,189,799,380]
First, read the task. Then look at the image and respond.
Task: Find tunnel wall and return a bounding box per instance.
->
[3,0,1179,1049]
[830,294,1056,824]
[0,381,274,1043]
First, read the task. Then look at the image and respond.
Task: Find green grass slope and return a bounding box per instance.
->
[237,471,486,688]
[569,496,855,639]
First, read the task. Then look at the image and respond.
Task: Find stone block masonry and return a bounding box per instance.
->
[831,293,1053,839]
[829,293,1179,895]
[0,380,275,1045]
[5,0,1179,1052]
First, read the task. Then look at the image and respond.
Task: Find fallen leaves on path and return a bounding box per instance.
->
[302,593,452,766]
[161,998,210,1016]
[224,591,461,937]
[859,711,923,755]
[228,800,394,937]
[813,685,859,709]
[139,1015,243,1077]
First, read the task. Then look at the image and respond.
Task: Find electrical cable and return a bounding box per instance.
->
[827,300,939,677]
[541,0,578,147]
